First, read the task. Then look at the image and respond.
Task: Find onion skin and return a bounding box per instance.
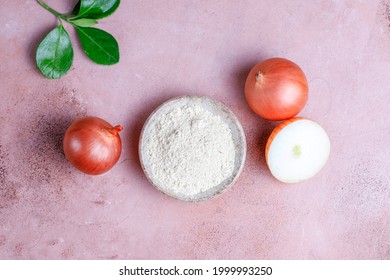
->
[63,117,123,175]
[245,57,308,121]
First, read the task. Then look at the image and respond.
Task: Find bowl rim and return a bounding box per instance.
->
[138,95,247,202]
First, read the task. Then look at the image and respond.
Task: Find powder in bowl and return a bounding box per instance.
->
[147,104,235,196]
[139,96,246,201]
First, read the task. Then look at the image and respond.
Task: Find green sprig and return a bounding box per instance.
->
[36,0,120,79]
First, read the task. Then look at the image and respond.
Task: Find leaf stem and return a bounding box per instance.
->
[36,0,67,20]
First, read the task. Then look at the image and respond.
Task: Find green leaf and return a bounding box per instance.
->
[71,1,81,15]
[69,18,98,27]
[36,25,73,79]
[75,26,119,65]
[72,0,120,20]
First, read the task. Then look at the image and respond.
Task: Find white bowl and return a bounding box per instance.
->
[139,95,246,201]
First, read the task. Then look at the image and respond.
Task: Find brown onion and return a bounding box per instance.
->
[63,116,123,175]
[245,57,308,121]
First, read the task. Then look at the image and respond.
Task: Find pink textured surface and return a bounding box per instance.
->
[0,0,389,259]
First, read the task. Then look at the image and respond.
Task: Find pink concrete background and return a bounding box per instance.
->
[0,0,389,259]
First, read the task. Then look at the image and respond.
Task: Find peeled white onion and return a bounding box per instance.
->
[265,118,330,183]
